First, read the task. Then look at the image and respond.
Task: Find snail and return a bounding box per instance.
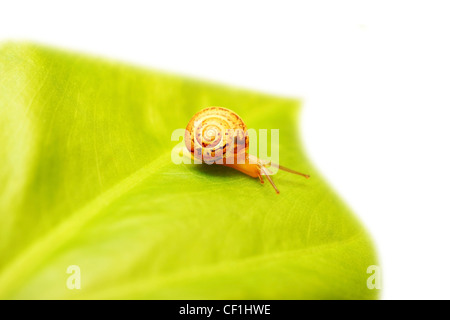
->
[184,107,309,194]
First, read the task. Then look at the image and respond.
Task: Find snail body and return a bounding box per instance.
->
[185,107,309,193]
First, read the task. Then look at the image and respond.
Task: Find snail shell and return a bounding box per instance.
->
[185,107,249,164]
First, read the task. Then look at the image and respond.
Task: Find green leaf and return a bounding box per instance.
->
[0,42,379,299]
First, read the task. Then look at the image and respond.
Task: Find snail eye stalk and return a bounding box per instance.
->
[260,166,280,194]
[275,164,310,179]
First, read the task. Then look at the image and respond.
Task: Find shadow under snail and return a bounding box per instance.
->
[185,107,310,194]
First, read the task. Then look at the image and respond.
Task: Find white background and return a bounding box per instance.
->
[1,0,449,300]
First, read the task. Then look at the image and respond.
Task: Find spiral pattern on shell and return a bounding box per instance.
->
[185,107,248,164]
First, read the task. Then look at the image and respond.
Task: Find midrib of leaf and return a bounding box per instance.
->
[0,152,170,298]
[0,106,302,298]
[83,231,366,299]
